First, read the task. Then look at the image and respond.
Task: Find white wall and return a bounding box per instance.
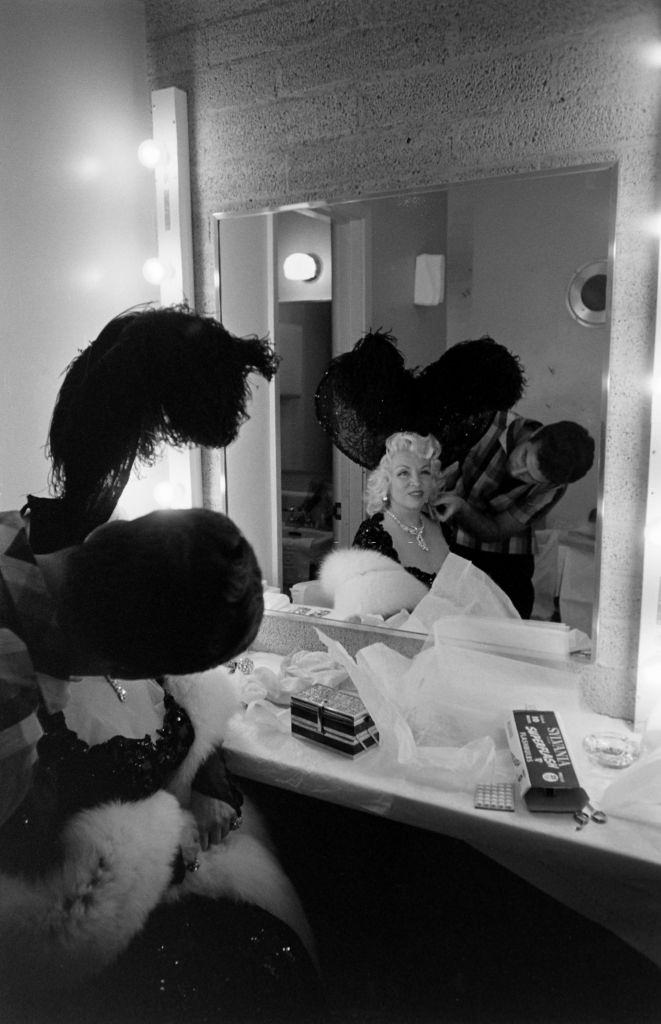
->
[451,170,612,531]
[0,0,158,511]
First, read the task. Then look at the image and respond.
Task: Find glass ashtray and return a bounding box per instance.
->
[583,732,641,769]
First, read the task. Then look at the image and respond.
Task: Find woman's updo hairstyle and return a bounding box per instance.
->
[364,432,442,514]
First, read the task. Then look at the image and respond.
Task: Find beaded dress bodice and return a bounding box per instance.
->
[35,690,194,814]
[0,690,194,877]
[352,512,436,589]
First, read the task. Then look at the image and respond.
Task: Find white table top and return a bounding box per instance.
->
[224,650,661,969]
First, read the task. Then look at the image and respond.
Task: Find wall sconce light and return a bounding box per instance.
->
[283,252,321,282]
[137,138,165,169]
[142,256,172,285]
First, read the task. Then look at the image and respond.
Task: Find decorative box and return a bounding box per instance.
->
[291,684,379,756]
[506,709,588,813]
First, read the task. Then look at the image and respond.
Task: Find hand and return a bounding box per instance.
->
[435,493,466,522]
[190,791,240,849]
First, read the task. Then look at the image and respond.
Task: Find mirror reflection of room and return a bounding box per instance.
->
[254,169,612,635]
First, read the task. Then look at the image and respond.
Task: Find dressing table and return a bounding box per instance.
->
[222,639,661,971]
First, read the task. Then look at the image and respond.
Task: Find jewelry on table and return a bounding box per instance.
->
[225,657,255,675]
[385,508,430,551]
[105,675,128,702]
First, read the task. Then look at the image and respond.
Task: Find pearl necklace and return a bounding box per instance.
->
[385,509,430,551]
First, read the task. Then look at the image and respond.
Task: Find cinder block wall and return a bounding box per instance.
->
[145,0,661,718]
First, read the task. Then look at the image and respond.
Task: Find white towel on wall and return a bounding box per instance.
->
[414,253,445,305]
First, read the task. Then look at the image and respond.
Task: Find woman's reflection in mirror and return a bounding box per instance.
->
[353,432,450,587]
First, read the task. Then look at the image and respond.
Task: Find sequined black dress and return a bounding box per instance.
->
[0,692,322,1024]
[353,512,436,589]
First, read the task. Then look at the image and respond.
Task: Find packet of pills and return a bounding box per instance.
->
[474,783,515,812]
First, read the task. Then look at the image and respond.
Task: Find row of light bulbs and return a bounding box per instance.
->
[138,138,172,284]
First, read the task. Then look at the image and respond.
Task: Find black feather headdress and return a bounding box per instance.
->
[26,305,278,551]
[315,331,526,469]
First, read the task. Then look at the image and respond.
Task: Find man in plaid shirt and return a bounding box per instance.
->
[437,412,594,617]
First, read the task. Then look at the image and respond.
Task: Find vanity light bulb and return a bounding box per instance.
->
[647,212,661,238]
[283,252,320,281]
[640,41,661,68]
[645,519,661,546]
[153,481,187,509]
[142,257,170,285]
[137,139,163,169]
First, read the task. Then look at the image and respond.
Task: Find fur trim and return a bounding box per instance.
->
[162,667,242,802]
[320,548,428,618]
[0,792,318,994]
[0,791,184,994]
[0,674,318,994]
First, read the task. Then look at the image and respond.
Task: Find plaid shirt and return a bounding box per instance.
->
[453,411,566,555]
[0,511,70,822]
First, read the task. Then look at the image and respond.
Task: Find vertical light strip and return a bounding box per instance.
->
[636,232,661,729]
[150,87,202,507]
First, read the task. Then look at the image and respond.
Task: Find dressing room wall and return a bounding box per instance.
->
[1,0,158,510]
[144,0,661,716]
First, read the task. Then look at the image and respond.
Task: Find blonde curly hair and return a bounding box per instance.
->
[364,432,443,514]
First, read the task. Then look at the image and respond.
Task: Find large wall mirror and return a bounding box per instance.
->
[213,165,616,659]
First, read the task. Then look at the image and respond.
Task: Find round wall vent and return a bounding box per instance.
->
[566,260,608,327]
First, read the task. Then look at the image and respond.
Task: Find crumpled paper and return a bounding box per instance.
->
[238,649,349,706]
[314,626,592,792]
[316,631,497,790]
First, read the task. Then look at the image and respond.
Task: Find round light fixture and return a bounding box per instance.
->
[142,257,171,285]
[283,252,321,282]
[566,260,608,327]
[137,139,163,169]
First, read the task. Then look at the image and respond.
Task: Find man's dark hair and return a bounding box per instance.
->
[60,509,264,677]
[536,421,595,485]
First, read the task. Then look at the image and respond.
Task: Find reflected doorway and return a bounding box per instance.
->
[278,299,334,594]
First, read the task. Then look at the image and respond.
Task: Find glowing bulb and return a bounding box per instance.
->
[645,519,661,546]
[641,41,661,68]
[153,481,187,508]
[142,257,171,285]
[639,659,661,688]
[138,139,163,169]
[283,252,320,281]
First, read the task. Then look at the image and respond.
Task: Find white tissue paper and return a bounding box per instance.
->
[316,625,592,792]
[237,649,349,706]
[414,253,445,306]
[401,554,590,658]
[407,553,519,627]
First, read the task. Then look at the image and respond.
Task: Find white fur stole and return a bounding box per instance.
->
[320,548,429,618]
[0,791,183,994]
[0,669,316,994]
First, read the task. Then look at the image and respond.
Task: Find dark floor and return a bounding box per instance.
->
[245,779,661,1024]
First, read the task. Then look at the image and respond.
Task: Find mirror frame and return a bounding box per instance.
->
[205,162,646,722]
